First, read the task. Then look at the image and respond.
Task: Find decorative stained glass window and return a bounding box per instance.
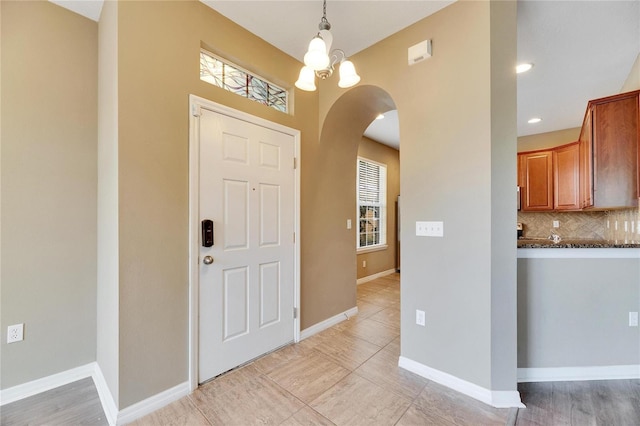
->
[357,158,387,250]
[200,49,288,113]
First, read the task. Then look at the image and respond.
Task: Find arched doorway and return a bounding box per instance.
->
[300,84,399,331]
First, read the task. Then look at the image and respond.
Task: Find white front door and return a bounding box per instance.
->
[198,107,296,383]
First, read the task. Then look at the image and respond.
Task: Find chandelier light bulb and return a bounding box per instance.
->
[304,36,330,70]
[338,60,360,88]
[295,66,317,91]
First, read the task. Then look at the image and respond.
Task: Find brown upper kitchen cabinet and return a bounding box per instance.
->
[553,142,580,210]
[583,90,639,209]
[519,150,554,211]
[518,143,580,212]
[578,107,593,208]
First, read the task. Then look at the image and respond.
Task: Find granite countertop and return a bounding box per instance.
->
[517,238,640,248]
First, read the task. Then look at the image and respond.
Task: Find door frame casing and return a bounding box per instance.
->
[187,94,301,391]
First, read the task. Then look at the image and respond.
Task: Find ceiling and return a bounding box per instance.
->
[53,0,640,148]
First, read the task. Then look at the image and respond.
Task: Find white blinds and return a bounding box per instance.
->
[357,158,387,248]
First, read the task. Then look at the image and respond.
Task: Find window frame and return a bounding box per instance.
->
[356,157,388,252]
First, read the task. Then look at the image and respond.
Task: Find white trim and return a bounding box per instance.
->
[356,244,389,254]
[92,364,118,426]
[0,363,96,406]
[188,98,201,393]
[398,356,524,408]
[187,94,301,391]
[517,365,640,382]
[116,382,190,426]
[518,248,640,259]
[491,391,526,409]
[0,363,191,426]
[300,307,359,340]
[356,268,397,285]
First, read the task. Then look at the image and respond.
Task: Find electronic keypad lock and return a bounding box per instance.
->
[201,219,214,247]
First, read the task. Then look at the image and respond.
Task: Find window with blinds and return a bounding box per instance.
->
[357,158,387,249]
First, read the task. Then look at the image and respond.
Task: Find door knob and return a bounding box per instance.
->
[203,255,214,265]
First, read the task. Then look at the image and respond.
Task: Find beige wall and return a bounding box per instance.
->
[489,0,518,391]
[517,127,581,152]
[621,52,640,92]
[1,1,97,388]
[115,1,317,407]
[97,0,120,404]
[356,137,399,279]
[317,1,518,391]
[1,0,520,406]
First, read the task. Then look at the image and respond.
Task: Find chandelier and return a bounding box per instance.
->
[295,0,361,92]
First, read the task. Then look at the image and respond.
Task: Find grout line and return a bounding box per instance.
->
[186,393,214,426]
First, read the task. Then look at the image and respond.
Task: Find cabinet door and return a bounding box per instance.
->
[592,93,639,208]
[554,143,580,210]
[521,151,554,211]
[579,108,593,208]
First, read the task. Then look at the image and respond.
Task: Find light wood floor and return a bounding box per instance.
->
[4,273,640,425]
[515,380,640,425]
[0,377,108,425]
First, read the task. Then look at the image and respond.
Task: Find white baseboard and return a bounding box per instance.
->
[0,363,96,406]
[116,381,190,425]
[0,362,190,426]
[518,365,640,382]
[356,268,397,285]
[92,363,118,426]
[398,356,524,408]
[300,307,358,340]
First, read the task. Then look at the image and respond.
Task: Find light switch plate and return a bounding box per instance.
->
[630,312,638,327]
[416,221,444,237]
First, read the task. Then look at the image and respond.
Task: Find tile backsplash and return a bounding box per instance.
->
[606,208,640,243]
[518,207,640,242]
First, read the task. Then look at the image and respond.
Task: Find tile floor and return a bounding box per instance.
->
[132,273,512,426]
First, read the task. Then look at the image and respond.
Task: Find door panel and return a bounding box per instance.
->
[223,179,249,250]
[223,267,249,341]
[259,261,280,327]
[198,108,295,382]
[260,184,280,246]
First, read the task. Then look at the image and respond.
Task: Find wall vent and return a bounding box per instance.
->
[408,40,432,66]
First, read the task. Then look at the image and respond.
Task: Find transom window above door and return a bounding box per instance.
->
[200,49,288,113]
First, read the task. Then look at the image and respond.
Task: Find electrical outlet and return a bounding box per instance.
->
[553,220,560,228]
[362,260,367,268]
[7,324,24,343]
[416,310,425,326]
[629,312,638,327]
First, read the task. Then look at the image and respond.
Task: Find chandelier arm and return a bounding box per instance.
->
[329,49,346,68]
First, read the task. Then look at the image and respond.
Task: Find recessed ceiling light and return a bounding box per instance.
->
[528,117,542,124]
[375,113,385,120]
[516,63,533,74]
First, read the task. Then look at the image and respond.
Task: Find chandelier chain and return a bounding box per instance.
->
[319,0,330,30]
